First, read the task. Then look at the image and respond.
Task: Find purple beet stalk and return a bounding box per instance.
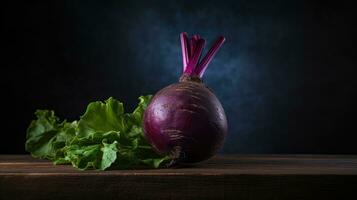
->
[180,33,225,78]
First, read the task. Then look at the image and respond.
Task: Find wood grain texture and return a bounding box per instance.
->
[1,155,357,200]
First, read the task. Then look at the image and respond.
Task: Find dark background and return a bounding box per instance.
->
[2,0,356,154]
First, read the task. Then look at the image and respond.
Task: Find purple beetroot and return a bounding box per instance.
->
[143,32,228,163]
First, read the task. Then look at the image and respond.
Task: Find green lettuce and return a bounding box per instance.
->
[25,96,170,170]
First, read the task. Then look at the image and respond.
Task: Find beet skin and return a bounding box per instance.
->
[143,76,227,163]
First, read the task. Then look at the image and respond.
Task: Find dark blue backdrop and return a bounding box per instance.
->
[2,0,356,154]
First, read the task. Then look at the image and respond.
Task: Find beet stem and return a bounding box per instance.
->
[189,38,195,59]
[190,35,200,60]
[184,38,206,75]
[195,36,226,78]
[180,32,189,72]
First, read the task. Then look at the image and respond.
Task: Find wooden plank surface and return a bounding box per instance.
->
[1,154,357,200]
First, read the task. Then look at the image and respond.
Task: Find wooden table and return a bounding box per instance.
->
[1,155,357,200]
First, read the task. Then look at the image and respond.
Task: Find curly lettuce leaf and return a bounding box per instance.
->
[77,97,127,137]
[25,95,170,170]
[25,110,76,160]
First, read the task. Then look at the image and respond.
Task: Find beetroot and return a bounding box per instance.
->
[143,32,227,163]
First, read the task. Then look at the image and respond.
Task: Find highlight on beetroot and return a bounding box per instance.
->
[143,32,228,163]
